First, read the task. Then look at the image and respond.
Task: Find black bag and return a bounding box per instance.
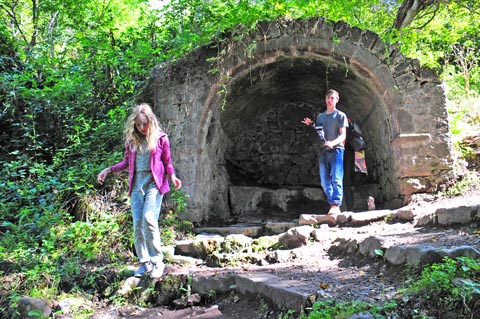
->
[348,122,368,151]
[314,125,326,144]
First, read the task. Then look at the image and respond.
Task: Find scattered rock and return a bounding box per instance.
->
[14,297,51,319]
[172,293,202,308]
[278,225,314,249]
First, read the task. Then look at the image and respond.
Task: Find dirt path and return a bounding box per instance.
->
[93,189,480,319]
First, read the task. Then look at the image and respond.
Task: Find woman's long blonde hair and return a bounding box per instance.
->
[124,103,161,152]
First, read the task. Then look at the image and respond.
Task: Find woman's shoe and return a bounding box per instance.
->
[134,262,152,277]
[150,262,165,279]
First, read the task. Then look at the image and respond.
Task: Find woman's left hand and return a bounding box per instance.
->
[171,175,182,190]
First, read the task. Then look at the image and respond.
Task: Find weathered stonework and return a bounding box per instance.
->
[150,18,454,224]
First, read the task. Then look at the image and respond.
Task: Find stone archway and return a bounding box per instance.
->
[152,18,454,225]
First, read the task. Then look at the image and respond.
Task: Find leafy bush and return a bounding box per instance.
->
[161,189,194,246]
[440,170,480,198]
[399,257,480,318]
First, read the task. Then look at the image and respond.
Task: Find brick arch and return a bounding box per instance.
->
[152,18,454,224]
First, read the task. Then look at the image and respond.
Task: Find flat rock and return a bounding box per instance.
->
[194,225,263,238]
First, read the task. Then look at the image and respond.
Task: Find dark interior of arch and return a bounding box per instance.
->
[220,56,384,211]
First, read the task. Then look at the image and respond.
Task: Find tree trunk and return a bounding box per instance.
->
[393,0,438,29]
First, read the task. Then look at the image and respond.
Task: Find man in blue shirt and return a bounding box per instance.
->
[302,89,348,215]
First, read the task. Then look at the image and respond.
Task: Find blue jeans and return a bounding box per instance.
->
[130,184,164,264]
[319,148,344,206]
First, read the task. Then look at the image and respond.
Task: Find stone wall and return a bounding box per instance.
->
[150,18,454,224]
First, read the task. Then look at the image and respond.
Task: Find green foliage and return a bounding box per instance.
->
[251,236,279,252]
[258,298,271,316]
[277,309,297,319]
[374,249,385,257]
[399,257,480,317]
[169,188,190,215]
[448,97,480,161]
[396,2,480,98]
[440,170,480,198]
[302,298,397,319]
[161,189,194,246]
[154,0,395,62]
[205,289,217,304]
[179,274,193,298]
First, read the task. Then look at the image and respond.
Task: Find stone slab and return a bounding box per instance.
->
[194,225,263,238]
[435,205,480,225]
[235,273,316,313]
[298,214,335,225]
[175,234,224,259]
[350,210,395,225]
[188,271,317,314]
[192,272,237,295]
[299,210,394,226]
[383,245,480,268]
[265,221,298,235]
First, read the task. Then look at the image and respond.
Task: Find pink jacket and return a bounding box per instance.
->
[110,132,176,196]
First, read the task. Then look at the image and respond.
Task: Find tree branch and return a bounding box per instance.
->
[393,0,445,30]
[0,1,29,45]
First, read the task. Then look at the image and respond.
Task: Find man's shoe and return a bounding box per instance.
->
[328,205,341,216]
[150,262,165,279]
[134,262,152,277]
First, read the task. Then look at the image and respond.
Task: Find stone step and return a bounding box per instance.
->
[179,201,480,269]
[190,271,315,314]
[235,273,315,313]
[328,235,480,267]
[118,269,317,316]
[176,226,480,269]
[191,208,412,239]
[194,221,298,238]
[299,208,415,226]
[135,234,480,316]
[120,202,480,316]
[176,200,480,267]
[194,224,264,238]
[192,201,480,240]
[178,237,480,312]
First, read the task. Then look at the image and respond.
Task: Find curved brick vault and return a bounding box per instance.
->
[150,18,454,224]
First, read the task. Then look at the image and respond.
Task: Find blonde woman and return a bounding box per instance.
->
[97,103,182,278]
